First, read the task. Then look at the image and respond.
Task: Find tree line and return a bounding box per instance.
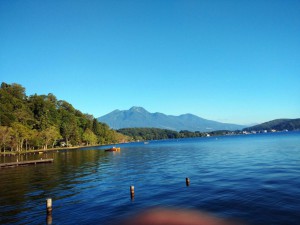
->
[117,128,209,141]
[0,82,128,152]
[117,128,240,141]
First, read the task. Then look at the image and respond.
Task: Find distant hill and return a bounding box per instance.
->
[243,118,300,131]
[98,106,246,132]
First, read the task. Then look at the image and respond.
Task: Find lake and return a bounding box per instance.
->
[0,131,300,224]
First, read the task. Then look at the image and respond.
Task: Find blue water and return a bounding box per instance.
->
[0,132,300,224]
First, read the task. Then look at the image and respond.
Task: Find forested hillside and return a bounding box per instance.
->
[117,127,207,141]
[117,127,238,141]
[0,82,127,152]
[118,128,180,141]
[243,119,300,132]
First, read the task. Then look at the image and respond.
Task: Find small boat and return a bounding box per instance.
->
[105,147,121,152]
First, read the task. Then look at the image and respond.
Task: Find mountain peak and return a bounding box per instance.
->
[129,106,148,113]
[98,107,245,131]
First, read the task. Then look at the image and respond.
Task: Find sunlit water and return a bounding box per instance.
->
[1,132,300,224]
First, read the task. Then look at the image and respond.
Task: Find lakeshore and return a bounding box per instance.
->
[0,143,122,156]
[0,146,85,156]
[1,129,297,156]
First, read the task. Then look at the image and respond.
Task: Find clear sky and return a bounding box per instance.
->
[1,0,299,125]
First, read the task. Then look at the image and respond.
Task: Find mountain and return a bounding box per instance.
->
[98,106,246,132]
[243,118,300,131]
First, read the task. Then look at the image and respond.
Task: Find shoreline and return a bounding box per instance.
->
[0,143,111,156]
[1,130,296,156]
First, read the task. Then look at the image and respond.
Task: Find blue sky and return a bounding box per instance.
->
[1,0,299,125]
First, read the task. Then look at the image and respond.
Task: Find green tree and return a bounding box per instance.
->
[28,129,42,150]
[11,122,31,151]
[40,126,61,149]
[0,82,27,126]
[0,126,13,152]
[29,94,51,130]
[82,128,97,146]
[0,82,126,152]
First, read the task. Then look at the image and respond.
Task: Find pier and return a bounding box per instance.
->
[0,159,54,168]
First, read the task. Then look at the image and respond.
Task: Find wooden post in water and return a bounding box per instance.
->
[186,177,190,186]
[46,198,52,214]
[130,186,135,199]
[46,198,53,224]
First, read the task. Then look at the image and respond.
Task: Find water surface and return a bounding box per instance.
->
[1,132,300,224]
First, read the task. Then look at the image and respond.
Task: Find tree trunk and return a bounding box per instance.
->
[20,138,24,151]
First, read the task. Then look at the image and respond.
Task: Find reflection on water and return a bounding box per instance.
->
[0,132,300,225]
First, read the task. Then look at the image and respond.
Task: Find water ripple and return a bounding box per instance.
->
[1,132,300,224]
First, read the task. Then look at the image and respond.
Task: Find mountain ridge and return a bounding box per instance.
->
[243,118,300,131]
[98,106,246,131]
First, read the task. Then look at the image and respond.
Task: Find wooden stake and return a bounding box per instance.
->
[46,198,52,214]
[186,177,190,186]
[130,186,135,199]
